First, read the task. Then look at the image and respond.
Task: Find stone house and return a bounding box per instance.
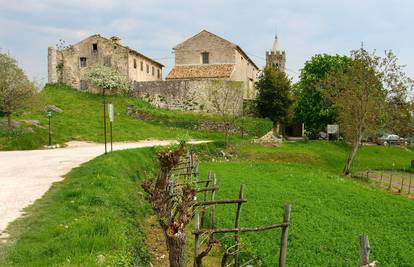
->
[166,30,259,99]
[48,34,163,92]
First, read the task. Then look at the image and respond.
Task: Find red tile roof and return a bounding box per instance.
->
[166,64,235,80]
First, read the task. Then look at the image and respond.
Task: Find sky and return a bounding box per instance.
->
[0,0,413,84]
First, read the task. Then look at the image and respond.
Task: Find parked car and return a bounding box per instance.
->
[377,134,410,146]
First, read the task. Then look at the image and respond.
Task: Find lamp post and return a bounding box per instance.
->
[108,102,114,152]
[47,111,52,146]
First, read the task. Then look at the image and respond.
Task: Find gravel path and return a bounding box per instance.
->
[0,140,207,237]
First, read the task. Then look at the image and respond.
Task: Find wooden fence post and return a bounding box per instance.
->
[379,172,383,187]
[279,204,291,267]
[210,174,217,228]
[194,202,200,267]
[359,235,370,266]
[388,172,393,191]
[408,174,412,194]
[400,173,405,193]
[234,184,245,266]
[200,171,212,226]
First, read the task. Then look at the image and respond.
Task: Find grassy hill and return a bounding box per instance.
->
[1,140,413,266]
[1,84,413,266]
[0,84,272,150]
[200,141,414,266]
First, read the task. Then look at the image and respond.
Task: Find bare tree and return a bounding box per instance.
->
[142,144,196,267]
[0,51,37,127]
[208,80,244,147]
[323,48,413,175]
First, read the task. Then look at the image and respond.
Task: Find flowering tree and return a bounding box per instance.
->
[85,65,130,95]
[0,51,36,127]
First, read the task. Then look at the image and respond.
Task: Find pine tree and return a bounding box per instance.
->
[256,66,293,126]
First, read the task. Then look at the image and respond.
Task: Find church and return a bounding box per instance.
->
[266,34,286,73]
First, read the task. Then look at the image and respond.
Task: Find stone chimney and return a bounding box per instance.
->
[110,36,121,45]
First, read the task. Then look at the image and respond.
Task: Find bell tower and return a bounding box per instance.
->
[266,34,286,72]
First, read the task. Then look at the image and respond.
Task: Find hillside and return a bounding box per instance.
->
[1,140,413,266]
[0,84,272,150]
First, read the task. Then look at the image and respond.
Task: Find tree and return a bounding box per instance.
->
[85,65,130,95]
[294,54,351,136]
[0,51,36,127]
[384,95,413,137]
[322,48,411,175]
[256,66,293,127]
[208,80,244,147]
[142,144,195,267]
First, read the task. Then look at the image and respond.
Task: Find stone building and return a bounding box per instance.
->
[266,34,286,72]
[48,34,163,92]
[166,30,259,99]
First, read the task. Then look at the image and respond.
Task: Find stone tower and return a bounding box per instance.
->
[265,34,286,72]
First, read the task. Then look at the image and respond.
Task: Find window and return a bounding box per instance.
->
[80,80,88,90]
[152,66,154,76]
[92,43,98,51]
[133,59,137,69]
[157,69,160,79]
[146,64,149,73]
[80,57,87,67]
[104,56,112,66]
[201,52,209,64]
[140,61,143,71]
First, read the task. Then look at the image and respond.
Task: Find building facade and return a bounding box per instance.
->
[265,34,286,72]
[48,34,163,92]
[166,30,259,99]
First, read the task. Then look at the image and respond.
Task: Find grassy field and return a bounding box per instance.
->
[0,148,157,267]
[197,141,414,266]
[0,84,272,150]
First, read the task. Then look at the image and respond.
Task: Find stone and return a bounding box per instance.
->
[46,105,64,113]
[253,130,283,146]
[22,119,40,126]
[96,254,105,265]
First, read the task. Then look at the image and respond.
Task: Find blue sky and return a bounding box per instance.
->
[0,0,413,83]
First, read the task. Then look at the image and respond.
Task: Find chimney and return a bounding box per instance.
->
[110,36,121,45]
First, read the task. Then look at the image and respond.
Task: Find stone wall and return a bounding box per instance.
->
[131,79,244,115]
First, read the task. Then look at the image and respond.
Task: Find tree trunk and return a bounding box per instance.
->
[343,135,362,176]
[166,232,187,267]
[6,113,12,128]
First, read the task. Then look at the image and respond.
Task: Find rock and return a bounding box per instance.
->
[46,105,63,113]
[22,120,40,126]
[253,130,283,146]
[0,120,20,129]
[96,254,105,265]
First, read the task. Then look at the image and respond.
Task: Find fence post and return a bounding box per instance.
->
[400,174,405,193]
[388,172,393,191]
[359,234,370,266]
[379,172,383,187]
[210,174,217,228]
[194,202,200,267]
[200,171,211,226]
[279,204,291,267]
[234,184,245,267]
[409,174,412,194]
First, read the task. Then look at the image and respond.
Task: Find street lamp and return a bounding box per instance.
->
[47,111,52,146]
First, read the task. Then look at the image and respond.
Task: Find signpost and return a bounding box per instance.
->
[47,111,52,146]
[108,102,114,152]
[327,124,339,140]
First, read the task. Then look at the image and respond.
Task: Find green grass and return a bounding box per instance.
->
[198,141,414,266]
[0,84,272,150]
[0,148,158,267]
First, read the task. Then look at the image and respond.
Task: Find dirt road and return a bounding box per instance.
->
[0,140,207,236]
